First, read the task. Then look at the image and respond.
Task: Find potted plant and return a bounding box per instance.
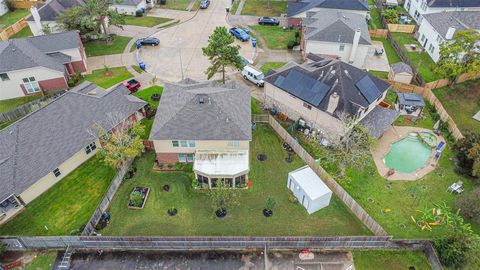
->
[167,207,177,216]
[208,180,240,218]
[163,184,170,192]
[151,93,161,101]
[263,197,276,217]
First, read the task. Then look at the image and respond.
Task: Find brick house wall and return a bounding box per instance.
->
[156,153,179,163]
[38,77,68,92]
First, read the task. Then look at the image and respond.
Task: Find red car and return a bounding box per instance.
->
[121,79,141,93]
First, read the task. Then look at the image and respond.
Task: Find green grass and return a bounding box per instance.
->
[160,0,196,10]
[250,26,297,50]
[368,70,389,79]
[251,97,263,114]
[230,0,241,14]
[10,26,33,38]
[241,0,287,17]
[83,67,133,89]
[132,65,144,73]
[102,125,371,236]
[260,62,286,74]
[368,0,375,5]
[353,250,432,270]
[84,36,132,57]
[133,85,164,139]
[0,119,18,130]
[25,252,58,270]
[372,37,402,64]
[0,9,29,29]
[0,94,42,113]
[434,79,480,134]
[369,8,383,29]
[0,155,116,236]
[390,33,441,83]
[123,15,172,27]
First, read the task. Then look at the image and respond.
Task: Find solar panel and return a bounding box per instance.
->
[355,75,382,104]
[274,69,331,107]
[404,93,422,101]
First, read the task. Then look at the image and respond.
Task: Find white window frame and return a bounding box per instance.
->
[85,142,97,154]
[22,77,41,94]
[339,44,345,51]
[178,154,186,162]
[180,140,188,147]
[188,141,196,147]
[172,140,179,147]
[187,154,194,162]
[228,141,240,148]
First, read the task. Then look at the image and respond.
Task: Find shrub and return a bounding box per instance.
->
[434,235,469,269]
[288,194,297,203]
[453,133,480,178]
[265,197,277,210]
[135,9,143,17]
[383,9,399,24]
[184,163,193,173]
[131,191,143,207]
[174,162,182,170]
[455,188,480,223]
[67,71,83,87]
[287,40,295,50]
[192,178,199,188]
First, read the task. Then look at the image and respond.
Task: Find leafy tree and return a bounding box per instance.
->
[455,188,480,223]
[434,29,480,87]
[383,9,398,24]
[202,26,243,83]
[207,179,240,211]
[453,133,480,179]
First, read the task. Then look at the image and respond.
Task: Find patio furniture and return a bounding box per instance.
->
[448,181,463,193]
[374,48,384,56]
[410,44,417,50]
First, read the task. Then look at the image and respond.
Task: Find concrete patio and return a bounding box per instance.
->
[363,41,390,72]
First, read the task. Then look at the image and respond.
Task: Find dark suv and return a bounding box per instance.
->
[137,37,160,46]
[258,17,280,26]
[200,0,210,9]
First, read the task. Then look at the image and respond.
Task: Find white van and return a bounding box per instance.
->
[242,66,264,87]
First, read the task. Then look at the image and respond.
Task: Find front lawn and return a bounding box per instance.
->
[241,0,287,17]
[0,94,42,113]
[434,79,480,134]
[260,62,286,74]
[133,85,164,139]
[102,125,371,236]
[0,9,29,29]
[0,155,116,236]
[353,250,432,270]
[84,36,132,57]
[160,0,197,10]
[250,26,298,50]
[390,33,441,83]
[83,67,133,89]
[371,37,401,64]
[123,15,172,27]
[10,26,33,38]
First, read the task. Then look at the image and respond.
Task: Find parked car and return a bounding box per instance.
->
[258,17,279,26]
[121,79,141,93]
[200,0,210,9]
[229,27,250,41]
[242,65,264,87]
[137,37,160,46]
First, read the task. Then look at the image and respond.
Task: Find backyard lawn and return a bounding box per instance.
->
[123,15,172,27]
[390,33,441,83]
[353,250,432,270]
[241,0,287,17]
[434,79,480,134]
[0,94,42,113]
[250,26,298,50]
[133,85,163,139]
[368,8,382,29]
[10,26,33,38]
[84,35,132,57]
[101,125,371,236]
[260,62,286,74]
[0,9,29,29]
[0,156,116,236]
[371,37,401,64]
[368,70,389,80]
[25,251,58,270]
[83,67,133,89]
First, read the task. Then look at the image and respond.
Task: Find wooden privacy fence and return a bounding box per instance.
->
[425,72,480,90]
[368,28,388,38]
[82,160,132,236]
[387,80,464,140]
[9,0,40,9]
[0,19,28,41]
[0,92,64,124]
[268,116,389,236]
[387,24,415,33]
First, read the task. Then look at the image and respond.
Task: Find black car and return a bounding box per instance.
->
[258,17,279,26]
[137,37,160,46]
[200,0,210,9]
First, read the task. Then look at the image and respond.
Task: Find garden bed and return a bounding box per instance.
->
[128,187,150,209]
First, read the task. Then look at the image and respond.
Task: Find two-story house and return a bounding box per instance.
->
[0,31,87,101]
[150,79,252,189]
[404,0,480,23]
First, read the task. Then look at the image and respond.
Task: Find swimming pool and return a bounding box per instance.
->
[384,133,432,173]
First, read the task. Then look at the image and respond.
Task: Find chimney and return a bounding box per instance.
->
[349,28,361,64]
[445,27,456,40]
[326,92,340,114]
[30,6,43,35]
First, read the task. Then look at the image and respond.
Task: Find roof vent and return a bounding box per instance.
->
[199,97,205,104]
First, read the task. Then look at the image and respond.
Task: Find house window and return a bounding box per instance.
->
[187,154,194,162]
[178,154,186,162]
[235,175,246,188]
[339,44,345,51]
[224,178,233,187]
[172,140,179,147]
[197,174,209,187]
[85,142,97,154]
[0,73,9,81]
[180,140,188,147]
[228,141,240,148]
[428,44,435,53]
[420,34,425,42]
[211,178,219,187]
[303,102,312,110]
[188,141,195,147]
[53,168,61,177]
[436,34,442,43]
[22,77,41,94]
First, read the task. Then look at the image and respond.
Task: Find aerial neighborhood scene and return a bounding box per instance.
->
[0,0,479,269]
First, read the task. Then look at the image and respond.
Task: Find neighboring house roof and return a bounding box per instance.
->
[150,79,252,141]
[391,62,413,74]
[288,0,369,17]
[26,0,85,22]
[427,0,480,8]
[0,82,147,201]
[303,11,371,45]
[359,106,399,138]
[422,11,480,39]
[398,92,426,107]
[112,0,144,6]
[264,55,391,117]
[0,31,82,73]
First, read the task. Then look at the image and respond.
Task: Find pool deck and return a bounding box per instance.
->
[371,126,444,181]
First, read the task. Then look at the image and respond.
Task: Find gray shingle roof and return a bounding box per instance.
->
[150,80,252,141]
[391,62,413,74]
[360,106,399,138]
[304,11,371,45]
[427,0,480,7]
[26,0,85,22]
[398,92,426,107]
[0,82,146,201]
[113,0,144,6]
[264,56,391,117]
[288,0,369,17]
[0,31,82,73]
[423,11,480,39]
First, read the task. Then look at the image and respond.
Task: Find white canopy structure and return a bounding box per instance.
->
[288,166,332,214]
[194,150,249,188]
[386,0,398,6]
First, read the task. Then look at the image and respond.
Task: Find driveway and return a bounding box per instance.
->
[138,0,262,82]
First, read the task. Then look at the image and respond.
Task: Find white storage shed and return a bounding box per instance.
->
[287,166,332,214]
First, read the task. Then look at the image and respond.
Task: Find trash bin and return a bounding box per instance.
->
[226,7,230,13]
[251,38,257,48]
[139,61,146,71]
[136,41,142,49]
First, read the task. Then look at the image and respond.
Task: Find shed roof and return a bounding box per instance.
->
[391,62,413,75]
[398,92,426,107]
[289,166,331,200]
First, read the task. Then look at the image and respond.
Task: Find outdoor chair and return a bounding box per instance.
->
[456,180,463,187]
[456,187,463,194]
